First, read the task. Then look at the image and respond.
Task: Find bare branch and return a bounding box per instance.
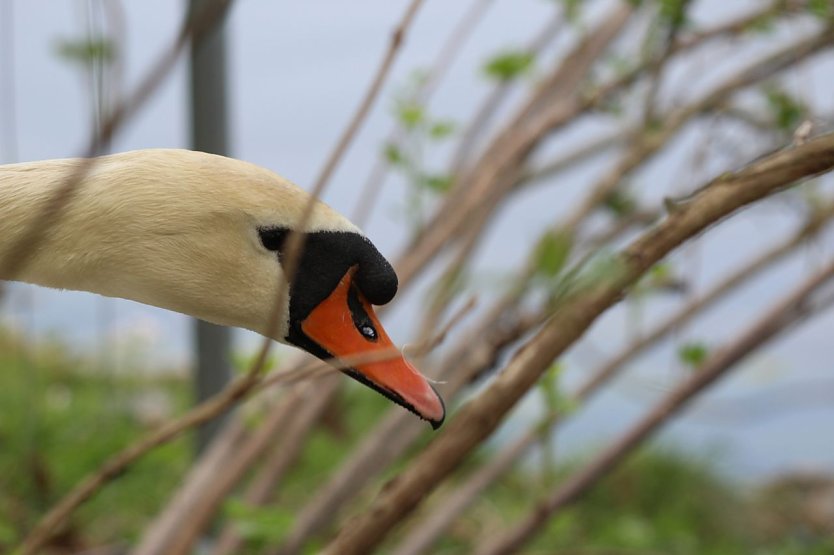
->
[387,200,834,555]
[320,133,834,555]
[130,3,427,553]
[478,258,834,555]
[0,0,233,281]
[352,0,495,226]
[574,201,834,401]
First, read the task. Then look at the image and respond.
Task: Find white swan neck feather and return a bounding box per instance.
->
[0,149,361,340]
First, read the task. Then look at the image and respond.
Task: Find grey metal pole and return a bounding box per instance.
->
[188,0,233,454]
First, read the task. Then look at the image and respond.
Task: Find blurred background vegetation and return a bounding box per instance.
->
[1,329,833,554]
[3,0,834,553]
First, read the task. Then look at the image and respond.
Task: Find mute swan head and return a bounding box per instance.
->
[0,149,445,428]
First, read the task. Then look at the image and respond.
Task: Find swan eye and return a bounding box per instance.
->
[360,325,376,340]
[348,284,379,343]
[258,227,289,253]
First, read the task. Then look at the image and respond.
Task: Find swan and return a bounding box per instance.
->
[0,148,445,428]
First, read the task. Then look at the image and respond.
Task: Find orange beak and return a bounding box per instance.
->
[300,269,446,429]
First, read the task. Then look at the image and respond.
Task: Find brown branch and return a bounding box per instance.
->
[319,132,834,555]
[273,304,541,555]
[560,25,834,236]
[391,0,793,293]
[352,0,494,226]
[447,5,564,175]
[0,0,233,281]
[574,200,834,401]
[389,199,834,555]
[515,129,628,189]
[440,24,833,362]
[391,411,556,555]
[19,342,417,555]
[241,0,427,389]
[207,379,340,555]
[394,3,635,289]
[641,0,693,125]
[130,3,427,553]
[478,258,834,555]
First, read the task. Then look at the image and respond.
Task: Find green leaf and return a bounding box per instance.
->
[745,14,776,34]
[428,120,455,140]
[603,190,637,218]
[539,362,565,414]
[55,38,115,65]
[232,351,277,375]
[561,0,581,22]
[577,251,628,290]
[764,86,806,132]
[383,142,405,165]
[534,230,573,279]
[0,519,17,545]
[483,50,535,82]
[225,499,295,543]
[658,0,689,28]
[396,102,425,129]
[421,173,453,194]
[648,262,672,284]
[678,342,708,368]
[808,0,832,19]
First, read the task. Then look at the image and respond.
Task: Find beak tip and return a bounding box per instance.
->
[425,384,446,430]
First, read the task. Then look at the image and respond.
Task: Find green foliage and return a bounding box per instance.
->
[232,350,278,375]
[657,0,690,28]
[396,102,425,130]
[386,79,458,220]
[631,262,686,299]
[746,14,777,34]
[428,120,455,140]
[808,0,832,20]
[2,330,832,554]
[438,449,776,555]
[559,0,581,22]
[603,189,637,218]
[537,364,578,426]
[533,230,573,279]
[224,499,294,545]
[421,173,454,194]
[577,251,629,290]
[383,142,405,165]
[55,38,115,65]
[678,341,709,368]
[764,85,807,133]
[538,363,564,413]
[482,50,535,82]
[0,331,190,549]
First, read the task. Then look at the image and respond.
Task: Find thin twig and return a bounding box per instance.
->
[131,5,428,552]
[392,199,834,555]
[0,0,233,282]
[352,0,494,226]
[478,258,834,555]
[319,132,834,555]
[574,201,834,401]
[241,0,426,383]
[18,344,419,555]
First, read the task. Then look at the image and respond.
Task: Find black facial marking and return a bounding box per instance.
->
[257,228,397,342]
[255,227,435,419]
